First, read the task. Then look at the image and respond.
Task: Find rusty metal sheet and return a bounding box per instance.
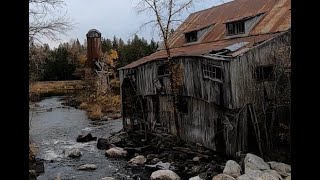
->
[121,0,290,69]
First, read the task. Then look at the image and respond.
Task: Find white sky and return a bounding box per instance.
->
[41,0,232,48]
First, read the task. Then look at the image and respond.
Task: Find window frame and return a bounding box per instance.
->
[157,64,170,77]
[201,62,223,83]
[254,65,275,82]
[226,20,245,36]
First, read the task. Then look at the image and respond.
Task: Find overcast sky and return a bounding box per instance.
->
[42,0,232,48]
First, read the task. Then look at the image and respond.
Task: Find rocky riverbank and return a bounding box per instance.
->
[97,130,291,180]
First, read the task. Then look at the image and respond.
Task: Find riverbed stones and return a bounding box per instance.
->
[76,133,97,142]
[256,170,282,180]
[64,148,82,158]
[128,155,147,166]
[244,153,270,173]
[106,147,127,158]
[268,161,291,177]
[211,173,236,180]
[150,170,181,180]
[223,160,241,178]
[97,138,110,150]
[77,164,97,170]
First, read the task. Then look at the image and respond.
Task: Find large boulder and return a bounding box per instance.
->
[263,170,283,180]
[64,148,82,158]
[150,170,181,180]
[256,170,282,180]
[244,153,270,174]
[76,133,97,142]
[128,155,147,166]
[212,173,235,180]
[106,147,127,158]
[236,174,251,180]
[223,160,242,178]
[239,169,264,180]
[77,164,97,170]
[268,162,291,177]
[97,138,110,150]
[284,175,291,180]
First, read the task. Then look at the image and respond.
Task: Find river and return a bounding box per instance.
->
[29,96,131,180]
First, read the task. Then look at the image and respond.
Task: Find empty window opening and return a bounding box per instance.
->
[201,63,223,82]
[185,31,198,42]
[226,20,245,35]
[185,25,212,43]
[158,64,170,76]
[255,65,274,81]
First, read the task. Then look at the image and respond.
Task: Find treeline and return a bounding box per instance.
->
[29,35,158,82]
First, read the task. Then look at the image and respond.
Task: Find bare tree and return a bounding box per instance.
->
[29,0,74,43]
[136,0,196,137]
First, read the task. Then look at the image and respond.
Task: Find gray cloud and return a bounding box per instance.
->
[41,0,232,48]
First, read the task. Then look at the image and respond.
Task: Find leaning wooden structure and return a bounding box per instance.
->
[119,0,291,157]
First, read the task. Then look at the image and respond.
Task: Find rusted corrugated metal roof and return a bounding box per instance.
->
[121,0,291,69]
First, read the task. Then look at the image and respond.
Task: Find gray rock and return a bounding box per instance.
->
[263,170,283,180]
[150,170,181,180]
[212,173,236,180]
[241,169,264,180]
[268,162,291,177]
[244,153,270,174]
[128,155,147,166]
[257,170,281,180]
[77,164,97,170]
[193,157,201,162]
[237,174,252,180]
[109,137,121,144]
[64,148,82,158]
[223,160,242,178]
[106,147,127,158]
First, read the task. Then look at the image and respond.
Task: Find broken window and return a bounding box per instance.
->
[177,96,188,114]
[201,63,223,82]
[158,64,170,76]
[185,31,198,43]
[255,65,274,81]
[226,20,245,36]
[185,25,212,43]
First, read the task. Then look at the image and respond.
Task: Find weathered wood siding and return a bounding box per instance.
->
[120,57,232,107]
[179,96,221,150]
[229,31,290,109]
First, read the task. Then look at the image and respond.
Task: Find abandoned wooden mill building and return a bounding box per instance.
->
[119,0,291,157]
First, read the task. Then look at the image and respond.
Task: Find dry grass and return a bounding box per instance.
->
[79,102,88,109]
[29,80,86,95]
[87,104,103,120]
